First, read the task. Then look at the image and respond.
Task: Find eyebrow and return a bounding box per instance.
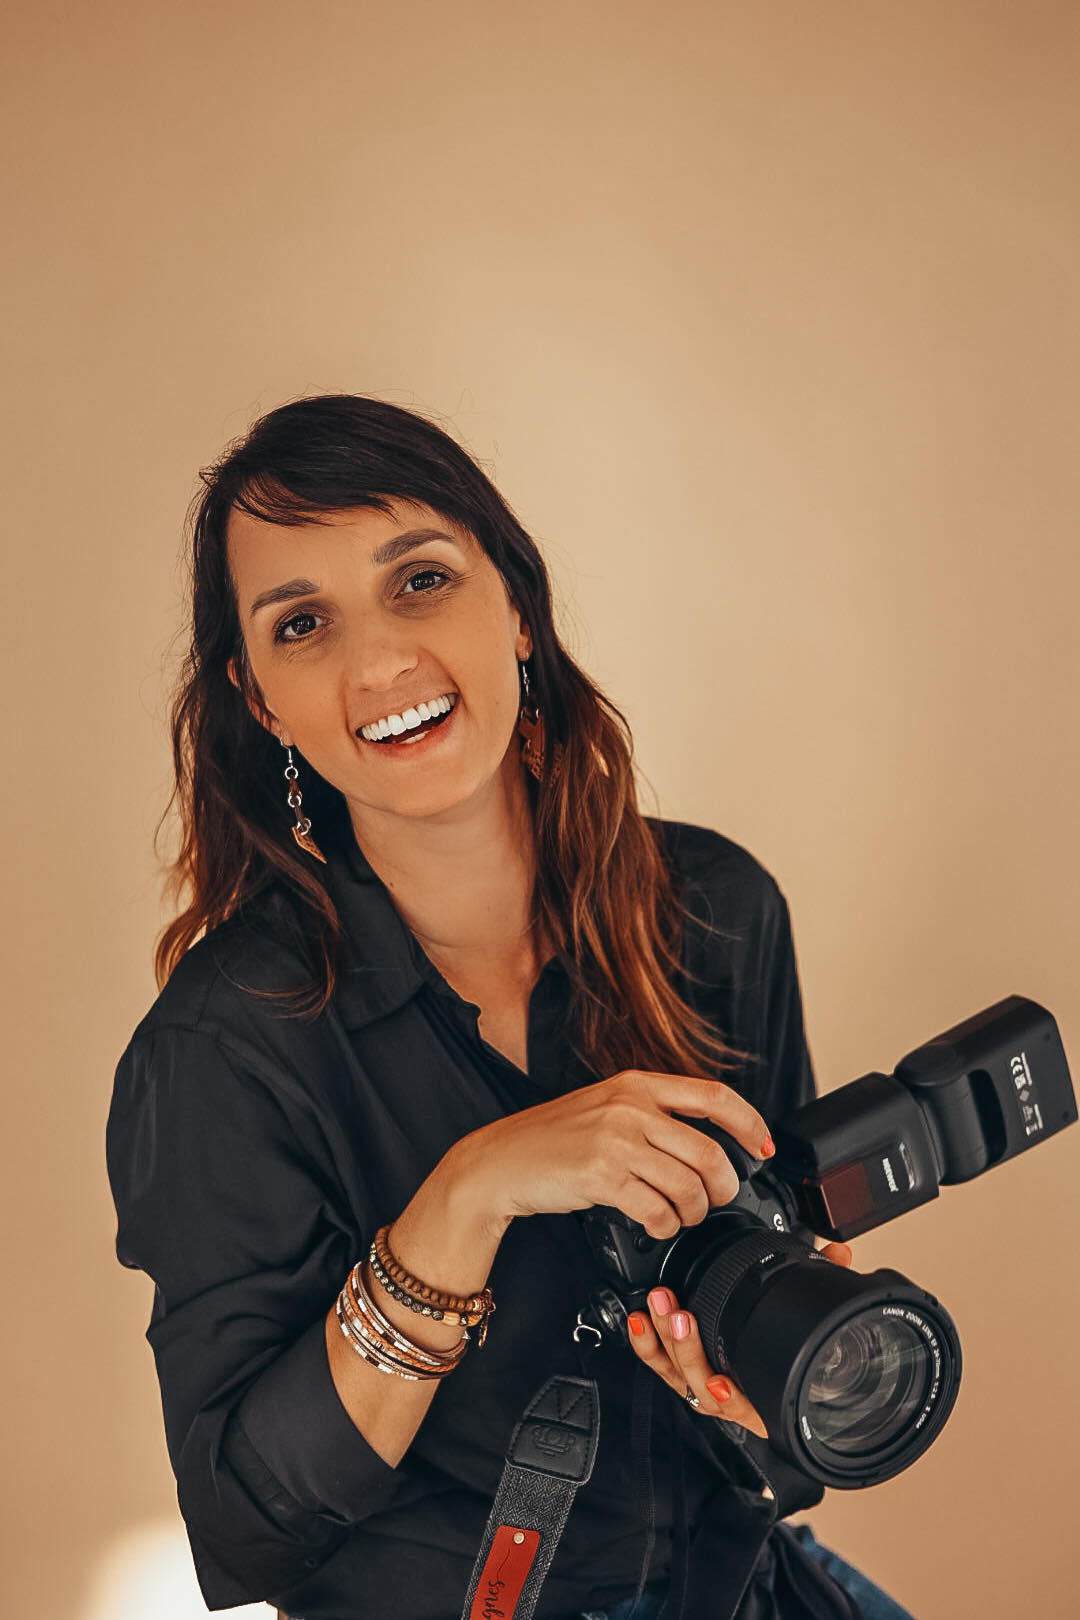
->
[247,528,466,619]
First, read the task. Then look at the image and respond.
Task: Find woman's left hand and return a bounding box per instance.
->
[627,1241,854,1438]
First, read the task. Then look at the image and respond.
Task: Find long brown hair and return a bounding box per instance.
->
[157,395,750,1080]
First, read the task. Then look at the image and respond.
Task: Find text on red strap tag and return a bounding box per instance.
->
[468,1525,541,1619]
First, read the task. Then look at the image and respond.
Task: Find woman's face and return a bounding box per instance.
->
[227,500,532,826]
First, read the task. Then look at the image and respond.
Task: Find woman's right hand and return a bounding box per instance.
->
[449,1069,775,1240]
[356,1071,770,1467]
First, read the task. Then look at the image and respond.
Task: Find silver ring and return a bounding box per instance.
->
[684,1386,701,1409]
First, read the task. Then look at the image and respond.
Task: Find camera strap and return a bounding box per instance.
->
[458,1320,602,1620]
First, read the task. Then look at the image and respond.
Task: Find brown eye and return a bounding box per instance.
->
[401,568,451,595]
[275,612,323,642]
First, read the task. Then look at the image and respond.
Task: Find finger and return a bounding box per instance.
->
[645,1285,687,1370]
[646,1285,677,1343]
[639,1073,772,1162]
[664,1306,768,1438]
[819,1241,853,1268]
[701,1370,768,1439]
[640,1114,741,1208]
[625,1308,690,1397]
[628,1145,712,1228]
[613,1177,684,1240]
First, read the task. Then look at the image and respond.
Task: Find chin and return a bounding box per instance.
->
[351,767,497,824]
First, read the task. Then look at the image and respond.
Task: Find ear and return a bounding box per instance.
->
[227,657,290,747]
[512,615,533,664]
[497,570,532,663]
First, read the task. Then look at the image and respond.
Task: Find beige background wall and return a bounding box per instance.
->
[3,2,1079,1616]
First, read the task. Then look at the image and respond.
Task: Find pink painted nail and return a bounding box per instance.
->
[648,1288,671,1316]
[671,1311,690,1341]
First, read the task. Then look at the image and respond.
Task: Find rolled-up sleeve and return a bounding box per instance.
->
[106,1024,400,1607]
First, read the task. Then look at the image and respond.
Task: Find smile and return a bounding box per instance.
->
[357,692,458,743]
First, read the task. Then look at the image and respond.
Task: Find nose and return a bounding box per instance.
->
[340,621,422,708]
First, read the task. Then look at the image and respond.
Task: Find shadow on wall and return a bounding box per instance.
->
[78,1519,272,1620]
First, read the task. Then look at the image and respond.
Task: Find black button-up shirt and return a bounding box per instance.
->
[106,818,822,1620]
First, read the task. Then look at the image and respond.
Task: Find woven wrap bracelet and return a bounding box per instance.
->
[335,1261,467,1380]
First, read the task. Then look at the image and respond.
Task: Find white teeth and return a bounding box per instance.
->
[359,692,456,741]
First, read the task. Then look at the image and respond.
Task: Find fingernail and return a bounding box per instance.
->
[760,1134,776,1158]
[648,1288,671,1316]
[707,1375,732,1402]
[628,1313,647,1337]
[671,1312,690,1341]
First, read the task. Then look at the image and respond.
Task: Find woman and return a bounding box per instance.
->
[107,395,913,1620]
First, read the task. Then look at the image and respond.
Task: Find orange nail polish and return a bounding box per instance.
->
[761,1135,776,1158]
[707,1375,732,1402]
[628,1313,647,1337]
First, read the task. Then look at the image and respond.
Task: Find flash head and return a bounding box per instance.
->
[773,996,1076,1242]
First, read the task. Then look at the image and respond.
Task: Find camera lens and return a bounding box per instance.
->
[684,1226,962,1488]
[803,1313,931,1456]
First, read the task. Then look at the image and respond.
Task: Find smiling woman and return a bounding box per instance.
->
[227,500,528,832]
[107,394,913,1620]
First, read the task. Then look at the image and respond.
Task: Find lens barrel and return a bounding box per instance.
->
[684,1227,961,1487]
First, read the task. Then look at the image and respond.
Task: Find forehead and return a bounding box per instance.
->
[226,499,478,587]
[227,498,472,555]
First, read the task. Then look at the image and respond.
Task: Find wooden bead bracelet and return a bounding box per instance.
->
[370,1224,496,1348]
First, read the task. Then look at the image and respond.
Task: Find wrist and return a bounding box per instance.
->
[439,1125,515,1243]
[387,1132,510,1298]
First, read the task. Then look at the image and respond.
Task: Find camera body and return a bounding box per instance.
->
[580,995,1075,1488]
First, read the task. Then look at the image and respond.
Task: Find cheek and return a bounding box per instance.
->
[250,656,338,740]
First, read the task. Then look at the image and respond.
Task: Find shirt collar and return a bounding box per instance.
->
[321,835,437,1030]
[319,828,568,1034]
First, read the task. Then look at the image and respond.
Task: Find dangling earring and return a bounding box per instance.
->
[516,660,564,786]
[282,743,327,863]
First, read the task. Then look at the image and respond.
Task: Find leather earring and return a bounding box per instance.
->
[282,743,327,863]
[516,661,564,786]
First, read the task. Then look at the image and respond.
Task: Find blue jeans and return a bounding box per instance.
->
[786,1525,916,1620]
[579,1525,917,1620]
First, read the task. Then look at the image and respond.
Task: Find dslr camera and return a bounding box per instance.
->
[580,995,1075,1488]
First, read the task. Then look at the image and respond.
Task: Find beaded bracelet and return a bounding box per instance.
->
[371,1225,496,1347]
[346,1260,442,1356]
[336,1264,466,1381]
[345,1264,466,1374]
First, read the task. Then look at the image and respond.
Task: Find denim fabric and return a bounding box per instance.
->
[792,1526,917,1620]
[574,1526,918,1620]
[580,1591,667,1620]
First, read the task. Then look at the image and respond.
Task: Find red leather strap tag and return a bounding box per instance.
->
[468,1524,541,1619]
